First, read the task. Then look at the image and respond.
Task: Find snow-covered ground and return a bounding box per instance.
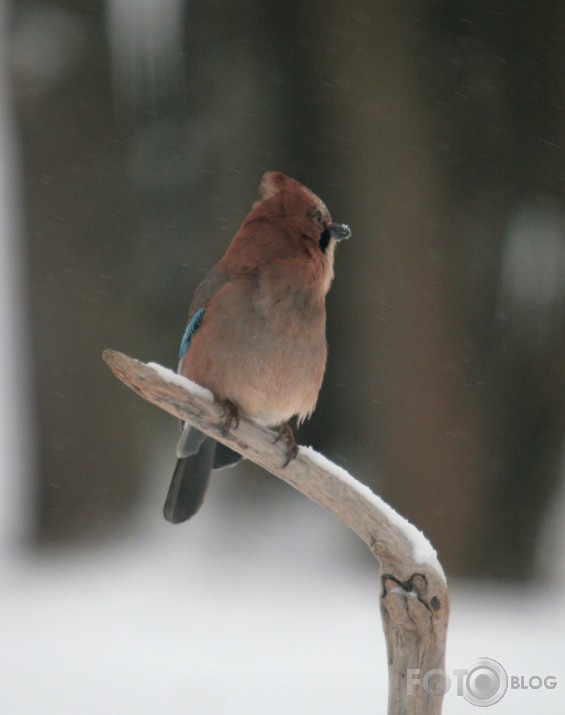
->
[1,475,563,715]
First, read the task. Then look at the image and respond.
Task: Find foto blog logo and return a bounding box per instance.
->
[407,657,557,706]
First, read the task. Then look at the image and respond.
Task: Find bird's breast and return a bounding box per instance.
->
[184,266,328,426]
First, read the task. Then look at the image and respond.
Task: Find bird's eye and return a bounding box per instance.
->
[312,208,324,227]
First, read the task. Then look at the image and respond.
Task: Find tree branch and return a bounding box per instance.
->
[102,349,449,715]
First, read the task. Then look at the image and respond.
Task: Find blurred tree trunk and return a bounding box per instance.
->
[14,0,293,542]
[320,0,565,578]
[318,2,487,575]
[13,0,153,541]
[470,0,565,578]
[13,0,564,580]
[419,0,565,579]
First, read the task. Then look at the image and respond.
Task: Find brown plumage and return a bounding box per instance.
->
[164,171,350,523]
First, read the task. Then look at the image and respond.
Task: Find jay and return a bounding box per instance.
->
[164,171,350,523]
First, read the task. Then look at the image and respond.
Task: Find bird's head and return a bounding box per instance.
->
[253,172,351,291]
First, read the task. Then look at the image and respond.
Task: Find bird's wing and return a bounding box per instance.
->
[188,267,228,317]
[178,267,228,364]
[179,308,204,360]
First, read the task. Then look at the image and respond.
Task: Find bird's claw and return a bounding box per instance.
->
[275,422,299,467]
[221,399,240,435]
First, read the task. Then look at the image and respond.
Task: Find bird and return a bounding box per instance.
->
[164,171,350,523]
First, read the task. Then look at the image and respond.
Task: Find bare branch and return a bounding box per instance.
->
[103,349,449,715]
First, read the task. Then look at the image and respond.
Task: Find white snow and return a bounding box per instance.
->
[302,446,445,580]
[147,361,213,401]
[1,476,563,715]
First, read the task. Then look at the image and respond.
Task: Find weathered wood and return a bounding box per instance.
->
[103,349,449,714]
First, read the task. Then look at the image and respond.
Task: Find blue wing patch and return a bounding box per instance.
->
[179,308,205,360]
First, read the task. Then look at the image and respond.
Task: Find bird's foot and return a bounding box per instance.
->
[220,399,240,435]
[275,422,299,467]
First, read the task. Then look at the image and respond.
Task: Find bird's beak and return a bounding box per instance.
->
[329,223,351,241]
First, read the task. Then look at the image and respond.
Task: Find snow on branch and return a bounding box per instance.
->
[102,349,449,715]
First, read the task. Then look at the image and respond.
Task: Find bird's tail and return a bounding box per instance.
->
[163,437,216,523]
